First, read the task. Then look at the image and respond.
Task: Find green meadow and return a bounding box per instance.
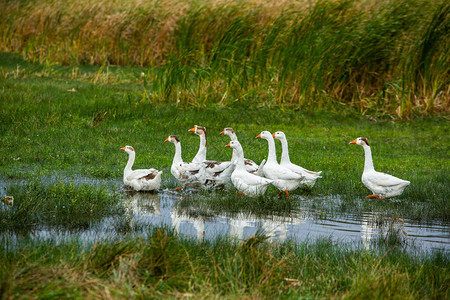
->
[1,52,448,221]
[0,0,449,297]
[0,51,448,298]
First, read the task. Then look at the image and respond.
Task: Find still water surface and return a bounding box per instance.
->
[4,188,448,253]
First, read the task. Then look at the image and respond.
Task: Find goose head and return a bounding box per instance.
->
[272,131,286,140]
[225,140,240,149]
[164,135,180,144]
[255,131,273,140]
[220,127,235,137]
[120,145,135,154]
[349,137,369,146]
[188,125,206,137]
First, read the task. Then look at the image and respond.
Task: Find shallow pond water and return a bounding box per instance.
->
[2,182,449,253]
[124,192,449,252]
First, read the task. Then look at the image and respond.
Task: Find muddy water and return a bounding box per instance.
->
[3,188,448,253]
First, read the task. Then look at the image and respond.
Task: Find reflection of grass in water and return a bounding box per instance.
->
[174,186,448,225]
[369,216,410,252]
[0,227,448,298]
[0,180,124,231]
[176,190,298,218]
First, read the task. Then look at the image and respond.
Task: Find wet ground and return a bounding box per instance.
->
[2,176,448,253]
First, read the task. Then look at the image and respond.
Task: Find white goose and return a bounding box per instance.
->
[349,137,410,200]
[189,125,207,164]
[220,127,266,176]
[189,125,234,188]
[164,135,206,190]
[273,131,322,188]
[225,140,273,197]
[256,131,304,197]
[120,145,162,191]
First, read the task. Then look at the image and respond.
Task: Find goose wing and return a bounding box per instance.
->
[243,158,258,172]
[234,170,272,186]
[203,160,232,173]
[366,171,409,187]
[126,169,158,181]
[287,162,322,178]
[179,162,204,175]
[265,164,303,180]
[252,159,266,176]
[245,174,272,186]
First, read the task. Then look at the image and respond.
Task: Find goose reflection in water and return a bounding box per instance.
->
[226,212,304,243]
[170,208,206,241]
[124,192,161,216]
[123,192,418,251]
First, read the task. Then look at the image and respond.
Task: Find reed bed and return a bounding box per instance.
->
[1,0,448,116]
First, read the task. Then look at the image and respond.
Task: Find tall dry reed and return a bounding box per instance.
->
[0,0,448,116]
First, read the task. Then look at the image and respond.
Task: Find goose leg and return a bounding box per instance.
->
[365,194,382,200]
[174,187,184,191]
[277,191,290,198]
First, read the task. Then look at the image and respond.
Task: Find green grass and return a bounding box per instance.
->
[0,180,124,232]
[0,52,448,224]
[0,52,448,298]
[0,0,448,116]
[0,228,448,298]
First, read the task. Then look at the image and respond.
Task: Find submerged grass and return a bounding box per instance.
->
[0,0,448,116]
[0,180,123,231]
[0,228,448,298]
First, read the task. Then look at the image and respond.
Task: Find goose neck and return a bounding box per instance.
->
[265,136,278,163]
[279,137,290,164]
[124,151,135,176]
[231,147,238,163]
[362,145,374,171]
[193,134,207,162]
[233,146,246,170]
[172,142,183,164]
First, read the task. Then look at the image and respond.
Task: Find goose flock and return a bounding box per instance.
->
[121,126,410,200]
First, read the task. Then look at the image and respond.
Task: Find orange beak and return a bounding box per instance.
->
[164,138,169,143]
[255,133,261,139]
[225,142,231,148]
[188,125,196,133]
[120,146,126,151]
[220,130,224,135]
[272,133,276,138]
[349,139,357,144]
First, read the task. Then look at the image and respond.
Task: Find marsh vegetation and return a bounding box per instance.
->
[1,0,448,116]
[1,51,449,297]
[0,0,449,297]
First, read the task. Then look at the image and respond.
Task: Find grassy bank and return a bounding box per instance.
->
[1,228,448,298]
[1,0,448,116]
[0,52,449,223]
[0,180,123,232]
